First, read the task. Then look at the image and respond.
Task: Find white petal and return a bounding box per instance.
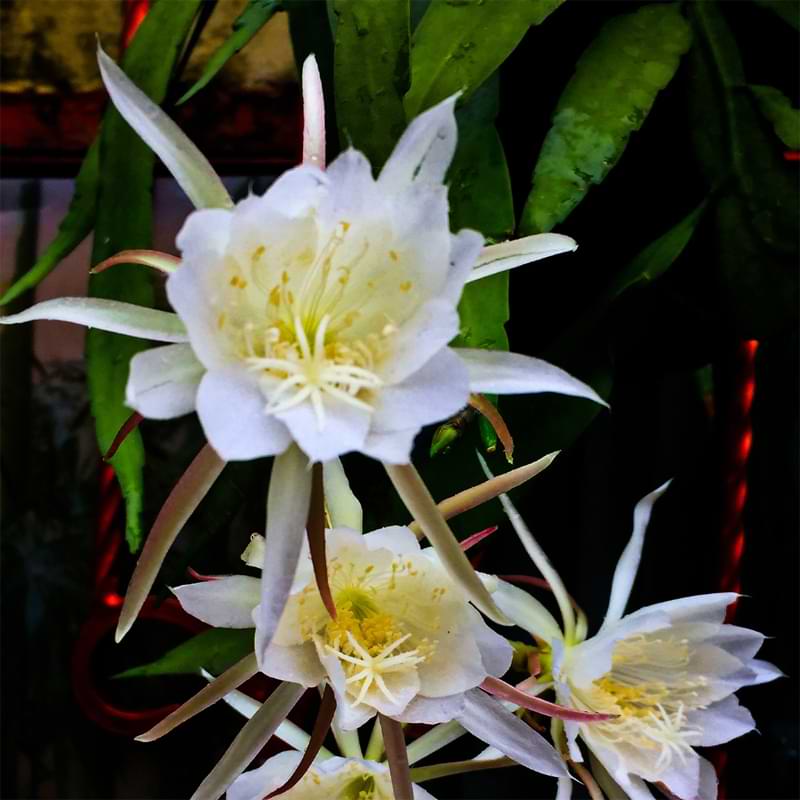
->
[697,756,719,800]
[361,427,419,464]
[555,777,573,800]
[467,233,578,283]
[744,658,783,685]
[322,459,363,532]
[97,45,232,210]
[627,592,738,627]
[708,624,767,661]
[172,576,260,628]
[255,445,313,662]
[443,228,485,303]
[227,751,301,800]
[394,693,466,724]
[658,753,700,800]
[457,348,607,405]
[301,54,325,168]
[275,394,371,463]
[470,610,514,677]
[258,165,328,218]
[0,297,188,342]
[689,694,755,746]
[457,689,567,778]
[176,208,233,259]
[322,148,377,218]
[196,368,291,461]
[382,299,461,384]
[363,525,421,554]
[259,641,325,688]
[600,481,671,630]
[379,94,458,190]
[416,620,488,697]
[372,348,470,432]
[487,577,563,644]
[126,343,204,419]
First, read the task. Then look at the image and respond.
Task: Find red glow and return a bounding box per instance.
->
[121,1,150,49]
[103,592,124,608]
[784,151,800,161]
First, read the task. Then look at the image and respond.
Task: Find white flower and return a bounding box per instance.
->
[228,753,435,800]
[0,45,605,646]
[485,478,782,800]
[175,526,513,729]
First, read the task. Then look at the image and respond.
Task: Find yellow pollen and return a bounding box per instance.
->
[389,250,399,262]
[252,245,266,261]
[399,281,412,292]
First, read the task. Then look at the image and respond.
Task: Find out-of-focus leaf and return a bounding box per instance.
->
[749,85,800,149]
[178,0,282,105]
[332,0,409,170]
[688,0,798,335]
[0,142,99,307]
[754,0,800,30]
[404,0,564,118]
[689,1,798,254]
[605,197,709,299]
[116,628,254,678]
[521,3,692,235]
[88,0,203,552]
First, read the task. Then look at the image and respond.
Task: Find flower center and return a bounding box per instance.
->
[571,635,707,772]
[322,594,427,707]
[217,220,415,429]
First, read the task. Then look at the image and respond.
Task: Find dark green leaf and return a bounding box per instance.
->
[332,0,409,170]
[689,1,798,254]
[605,197,709,299]
[749,85,800,150]
[521,3,692,234]
[0,142,99,307]
[404,0,564,118]
[88,0,204,552]
[116,628,254,678]
[178,0,282,105]
[754,0,800,31]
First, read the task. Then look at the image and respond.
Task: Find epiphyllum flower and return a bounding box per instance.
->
[0,45,605,646]
[228,752,434,800]
[485,475,782,800]
[173,526,568,782]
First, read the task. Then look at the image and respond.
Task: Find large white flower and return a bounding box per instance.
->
[228,753,434,800]
[176,526,513,728]
[485,479,782,800]
[0,45,605,649]
[173,525,568,782]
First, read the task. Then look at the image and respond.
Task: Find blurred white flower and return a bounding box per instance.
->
[228,753,434,800]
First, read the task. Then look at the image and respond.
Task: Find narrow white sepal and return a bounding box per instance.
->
[255,445,313,661]
[467,233,578,283]
[97,44,233,210]
[600,480,671,630]
[0,297,188,343]
[322,458,363,532]
[301,54,326,168]
[455,348,608,407]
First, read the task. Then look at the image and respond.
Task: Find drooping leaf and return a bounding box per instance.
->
[116,628,254,678]
[404,0,565,118]
[749,85,800,150]
[521,3,692,234]
[87,0,204,552]
[178,0,282,105]
[0,141,99,306]
[332,0,409,170]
